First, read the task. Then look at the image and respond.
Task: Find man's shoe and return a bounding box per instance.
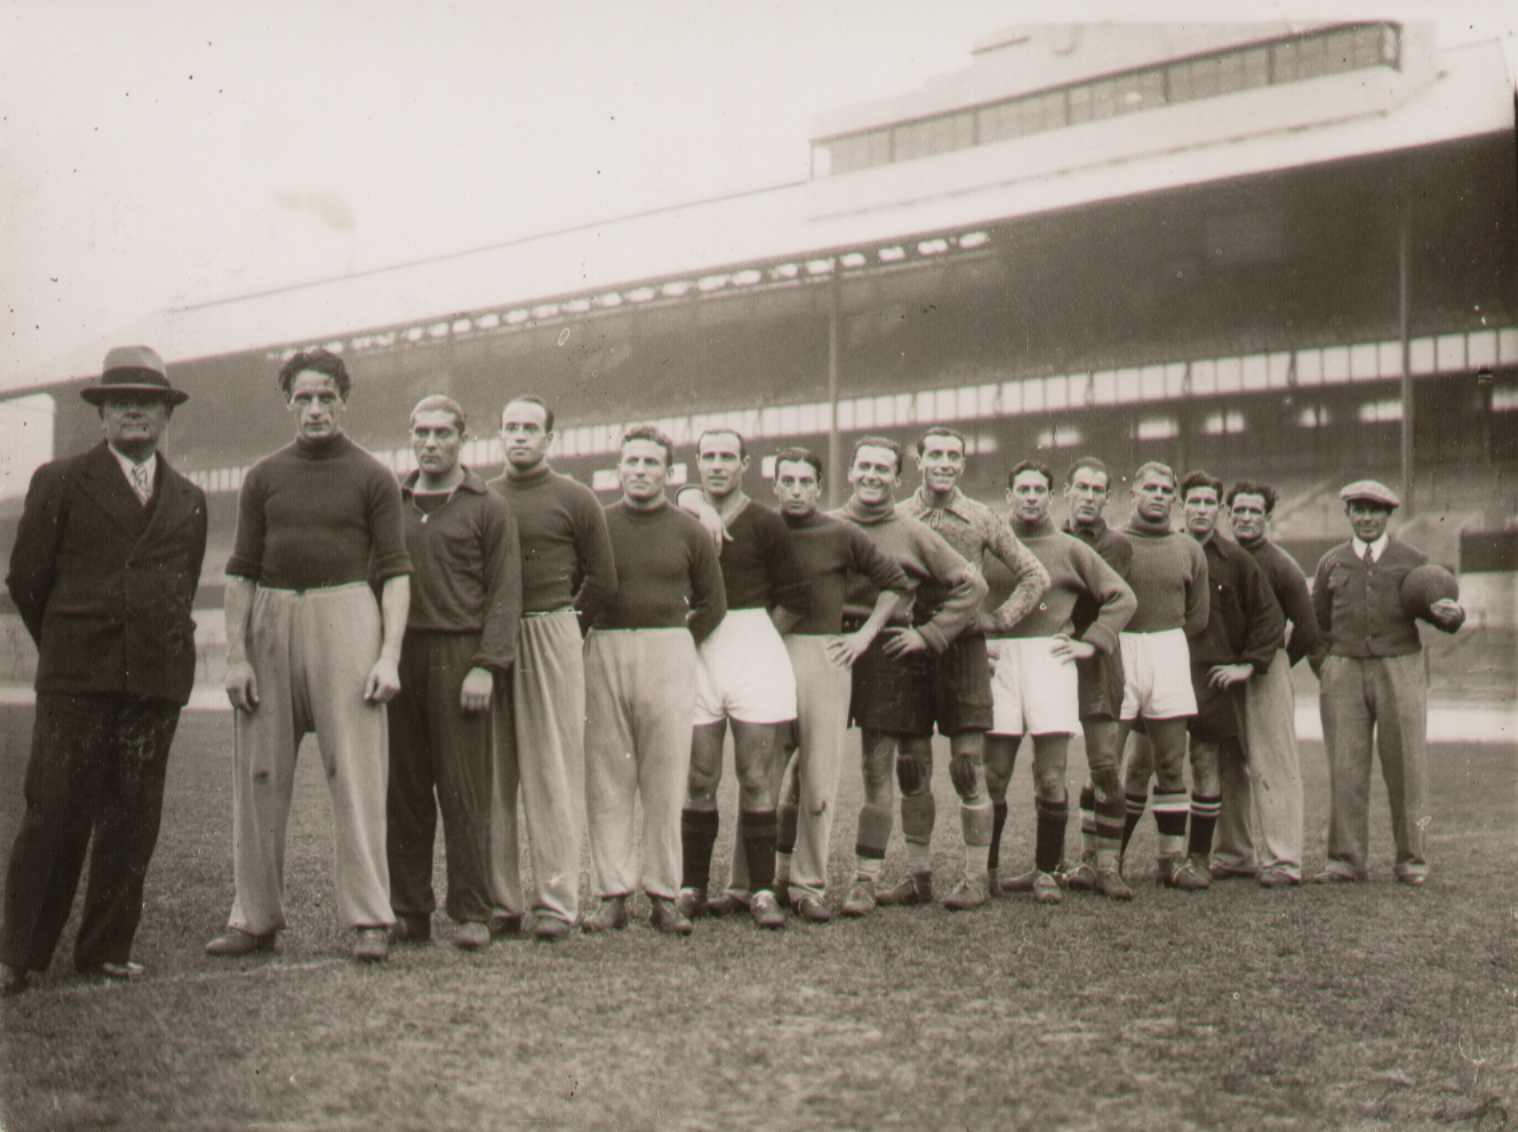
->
[1,963,27,997]
[534,915,572,942]
[840,879,876,917]
[205,928,277,957]
[999,868,1038,894]
[1310,869,1360,885]
[353,927,390,963]
[581,896,629,933]
[750,891,785,930]
[1397,873,1428,887]
[489,913,523,939]
[943,876,990,911]
[1257,869,1300,889]
[676,888,708,920]
[1063,858,1099,892]
[1208,862,1258,881]
[877,871,932,906]
[391,914,432,944]
[84,961,145,981]
[1156,854,1210,891]
[650,896,693,936]
[1032,872,1065,905]
[706,892,748,916]
[1095,867,1135,901]
[796,895,832,923]
[454,922,491,951]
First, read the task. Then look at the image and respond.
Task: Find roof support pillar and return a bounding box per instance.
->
[1399,201,1415,518]
[826,273,842,511]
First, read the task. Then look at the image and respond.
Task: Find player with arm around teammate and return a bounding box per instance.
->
[827,437,990,916]
[887,427,1049,910]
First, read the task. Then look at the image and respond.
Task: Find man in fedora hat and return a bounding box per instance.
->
[1310,479,1464,886]
[2,346,207,994]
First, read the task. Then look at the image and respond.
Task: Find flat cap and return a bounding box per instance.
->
[1339,480,1399,508]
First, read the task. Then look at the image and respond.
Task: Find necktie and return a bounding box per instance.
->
[130,463,153,505]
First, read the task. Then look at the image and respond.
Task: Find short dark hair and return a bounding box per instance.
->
[504,395,554,434]
[774,446,823,479]
[1180,470,1224,501]
[850,436,904,477]
[621,425,675,467]
[1008,460,1054,490]
[410,394,466,434]
[1227,480,1278,513]
[916,425,967,456]
[1065,456,1112,491]
[279,348,351,400]
[698,428,747,460]
[1133,461,1177,490]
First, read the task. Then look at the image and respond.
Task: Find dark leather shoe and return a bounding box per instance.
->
[2,963,29,996]
[581,896,629,933]
[391,914,432,944]
[205,928,277,957]
[706,892,748,916]
[877,871,932,906]
[353,927,389,963]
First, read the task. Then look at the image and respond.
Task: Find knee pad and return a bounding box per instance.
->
[896,748,932,797]
[1091,766,1122,805]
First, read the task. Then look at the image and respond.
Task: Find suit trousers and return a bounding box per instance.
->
[227,584,393,934]
[584,628,696,900]
[387,630,492,924]
[1318,652,1430,879]
[489,610,586,925]
[1214,650,1305,878]
[2,693,179,971]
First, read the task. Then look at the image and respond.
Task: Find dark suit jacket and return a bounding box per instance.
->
[7,441,208,705]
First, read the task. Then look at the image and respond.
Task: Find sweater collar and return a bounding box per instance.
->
[1123,511,1174,538]
[402,466,488,499]
[504,461,552,486]
[1012,514,1057,540]
[294,431,350,460]
[843,495,897,525]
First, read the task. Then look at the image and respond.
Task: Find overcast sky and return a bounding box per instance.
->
[3,0,1514,390]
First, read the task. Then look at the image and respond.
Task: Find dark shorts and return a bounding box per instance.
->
[1188,664,1244,742]
[848,624,993,738]
[1075,648,1125,722]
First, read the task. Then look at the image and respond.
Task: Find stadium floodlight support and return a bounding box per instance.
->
[1399,203,1415,519]
[827,270,842,510]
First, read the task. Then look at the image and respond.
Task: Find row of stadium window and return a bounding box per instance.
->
[815,23,1400,176]
[185,326,1518,497]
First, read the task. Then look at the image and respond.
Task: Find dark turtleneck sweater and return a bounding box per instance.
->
[1119,511,1208,636]
[998,514,1135,653]
[487,462,617,615]
[228,431,412,590]
[828,495,986,654]
[587,499,726,645]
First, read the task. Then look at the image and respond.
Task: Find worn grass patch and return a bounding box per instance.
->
[1,706,1514,1131]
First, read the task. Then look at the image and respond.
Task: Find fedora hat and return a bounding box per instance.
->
[80,345,189,406]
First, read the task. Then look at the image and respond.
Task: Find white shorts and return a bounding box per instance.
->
[1118,629,1197,721]
[988,637,1079,737]
[693,608,798,725]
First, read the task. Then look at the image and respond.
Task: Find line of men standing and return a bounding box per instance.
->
[0,343,1467,993]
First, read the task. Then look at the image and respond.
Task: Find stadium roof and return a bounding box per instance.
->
[15,31,1513,392]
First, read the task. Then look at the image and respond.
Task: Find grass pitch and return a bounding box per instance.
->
[1,705,1514,1131]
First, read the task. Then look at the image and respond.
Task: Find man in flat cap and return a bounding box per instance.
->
[1310,480,1463,886]
[2,347,207,994]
